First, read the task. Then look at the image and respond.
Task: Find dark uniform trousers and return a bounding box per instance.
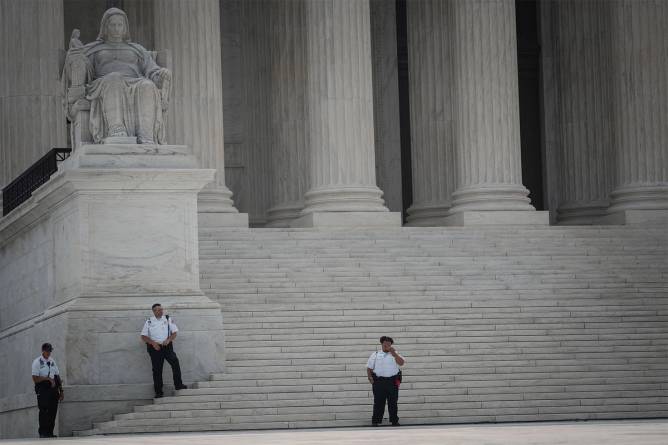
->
[372,376,399,424]
[35,381,59,437]
[146,343,184,394]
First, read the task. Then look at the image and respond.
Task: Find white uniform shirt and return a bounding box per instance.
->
[141,316,178,342]
[31,355,60,378]
[367,350,402,377]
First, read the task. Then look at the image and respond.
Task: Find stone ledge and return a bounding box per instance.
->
[67,144,199,169]
[602,209,668,225]
[291,212,402,228]
[443,211,550,226]
[199,212,249,228]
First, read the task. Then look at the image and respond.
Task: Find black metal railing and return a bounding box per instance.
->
[2,148,72,216]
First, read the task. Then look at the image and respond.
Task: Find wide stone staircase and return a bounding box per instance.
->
[76,226,668,435]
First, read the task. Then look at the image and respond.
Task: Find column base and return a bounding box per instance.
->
[602,209,668,225]
[302,185,388,213]
[449,184,535,212]
[197,185,247,228]
[291,211,401,228]
[443,210,549,226]
[607,184,668,212]
[405,202,451,227]
[266,202,303,228]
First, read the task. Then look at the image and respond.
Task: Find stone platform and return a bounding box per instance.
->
[5,420,668,445]
[71,225,668,436]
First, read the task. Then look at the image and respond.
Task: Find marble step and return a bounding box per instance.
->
[130,384,667,411]
[75,406,668,436]
[89,401,668,433]
[99,398,668,429]
[73,226,667,435]
[119,388,668,420]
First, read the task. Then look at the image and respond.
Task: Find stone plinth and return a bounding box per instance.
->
[0,145,225,437]
[291,211,402,228]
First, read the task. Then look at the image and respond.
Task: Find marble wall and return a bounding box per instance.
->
[0,145,226,438]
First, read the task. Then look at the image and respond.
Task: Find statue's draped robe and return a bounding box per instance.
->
[83,41,165,143]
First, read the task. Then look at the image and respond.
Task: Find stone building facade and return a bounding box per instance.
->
[2,0,666,227]
[1,0,667,438]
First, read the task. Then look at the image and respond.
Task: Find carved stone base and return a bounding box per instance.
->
[0,145,223,439]
[103,136,138,144]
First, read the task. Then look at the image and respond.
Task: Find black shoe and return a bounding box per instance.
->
[155,392,164,398]
[391,422,401,427]
[372,422,380,427]
[175,384,188,390]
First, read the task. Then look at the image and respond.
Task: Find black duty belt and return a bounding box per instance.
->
[376,375,399,380]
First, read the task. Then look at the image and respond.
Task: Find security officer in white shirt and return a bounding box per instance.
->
[140,303,187,398]
[366,336,405,426]
[31,343,63,438]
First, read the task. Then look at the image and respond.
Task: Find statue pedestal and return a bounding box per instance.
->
[0,144,225,436]
[103,136,137,144]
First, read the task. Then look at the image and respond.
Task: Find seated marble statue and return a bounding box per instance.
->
[63,7,171,145]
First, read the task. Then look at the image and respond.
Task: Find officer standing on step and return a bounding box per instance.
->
[140,303,188,398]
[366,336,405,426]
[31,342,64,438]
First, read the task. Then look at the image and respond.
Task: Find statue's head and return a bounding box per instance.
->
[97,7,131,43]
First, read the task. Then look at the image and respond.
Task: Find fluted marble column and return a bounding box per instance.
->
[266,0,309,227]
[124,0,154,50]
[446,0,545,225]
[370,0,403,215]
[154,0,246,227]
[553,0,615,224]
[295,0,399,227]
[405,0,455,226]
[239,0,273,227]
[0,0,67,194]
[608,0,668,223]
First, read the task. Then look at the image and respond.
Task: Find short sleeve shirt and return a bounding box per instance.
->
[367,350,401,377]
[141,316,178,342]
[31,355,60,378]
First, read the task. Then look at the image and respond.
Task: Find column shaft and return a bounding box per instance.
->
[124,0,154,50]
[370,0,403,214]
[153,0,242,224]
[300,0,391,219]
[448,0,539,223]
[553,0,615,224]
[609,0,668,215]
[0,0,66,191]
[239,0,272,226]
[405,0,455,225]
[266,0,309,227]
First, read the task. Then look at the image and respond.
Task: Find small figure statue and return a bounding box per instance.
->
[63,8,171,144]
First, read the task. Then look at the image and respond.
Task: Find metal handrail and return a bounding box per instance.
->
[2,148,72,216]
